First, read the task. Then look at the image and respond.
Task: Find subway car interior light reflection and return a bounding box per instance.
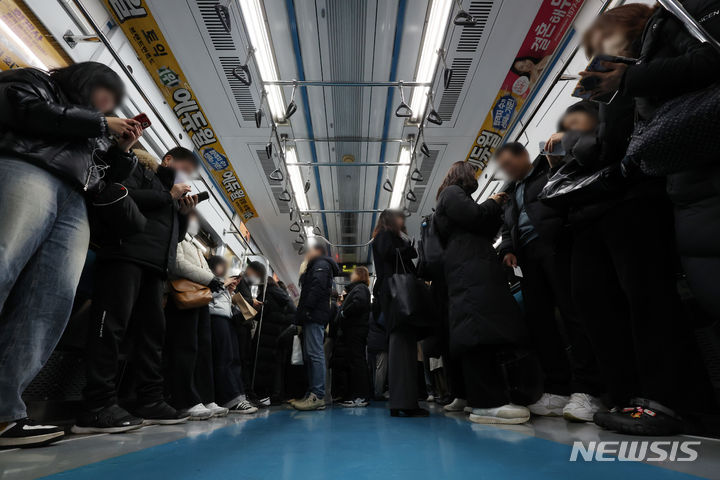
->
[1,0,720,479]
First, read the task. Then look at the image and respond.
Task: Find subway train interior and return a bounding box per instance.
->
[1,0,720,478]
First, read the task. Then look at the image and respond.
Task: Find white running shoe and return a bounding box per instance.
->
[229,400,258,414]
[443,398,468,412]
[340,398,369,408]
[205,402,229,417]
[257,397,271,407]
[469,404,531,425]
[563,393,604,422]
[527,393,570,417]
[426,394,435,403]
[181,403,213,421]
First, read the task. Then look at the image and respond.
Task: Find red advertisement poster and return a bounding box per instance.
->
[464,0,585,175]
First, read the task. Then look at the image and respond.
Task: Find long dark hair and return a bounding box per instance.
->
[50,61,125,107]
[372,209,406,238]
[437,161,478,199]
[510,56,541,77]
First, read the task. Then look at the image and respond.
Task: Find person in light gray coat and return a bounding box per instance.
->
[164,213,226,419]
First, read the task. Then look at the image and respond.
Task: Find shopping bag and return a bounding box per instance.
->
[290,335,304,365]
[232,293,258,320]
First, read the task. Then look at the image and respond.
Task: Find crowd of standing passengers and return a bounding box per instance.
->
[0,0,719,448]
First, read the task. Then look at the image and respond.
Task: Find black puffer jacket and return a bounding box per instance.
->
[95,150,185,274]
[498,155,567,257]
[0,68,133,192]
[371,229,417,305]
[296,256,340,325]
[338,281,371,330]
[559,92,665,223]
[434,185,526,353]
[253,284,296,397]
[622,0,720,121]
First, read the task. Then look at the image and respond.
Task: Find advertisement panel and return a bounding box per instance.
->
[103,0,258,221]
[464,0,585,176]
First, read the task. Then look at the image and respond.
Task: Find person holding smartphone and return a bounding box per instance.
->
[75,146,201,433]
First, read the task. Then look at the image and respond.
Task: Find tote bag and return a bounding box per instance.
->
[387,250,435,332]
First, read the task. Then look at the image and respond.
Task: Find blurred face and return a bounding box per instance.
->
[213,263,227,277]
[562,111,598,133]
[305,247,323,262]
[244,267,262,285]
[496,150,531,182]
[350,270,359,283]
[90,87,117,113]
[163,156,197,176]
[394,214,405,231]
[514,59,534,74]
[588,25,630,57]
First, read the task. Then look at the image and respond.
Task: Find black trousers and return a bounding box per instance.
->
[83,261,165,410]
[338,326,370,400]
[210,314,244,406]
[165,303,214,409]
[461,346,508,409]
[388,328,419,410]
[518,239,603,396]
[571,197,682,407]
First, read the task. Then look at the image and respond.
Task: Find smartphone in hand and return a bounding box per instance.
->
[133,113,152,129]
[572,54,637,104]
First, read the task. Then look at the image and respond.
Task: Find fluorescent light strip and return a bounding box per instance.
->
[285,146,309,212]
[408,0,453,121]
[389,147,411,209]
[237,0,285,120]
[0,18,48,70]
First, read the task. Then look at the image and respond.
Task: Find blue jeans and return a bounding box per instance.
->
[0,158,89,422]
[303,323,326,398]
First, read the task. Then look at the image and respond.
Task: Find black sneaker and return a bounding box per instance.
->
[133,401,190,426]
[71,404,143,434]
[0,419,64,448]
[594,401,683,436]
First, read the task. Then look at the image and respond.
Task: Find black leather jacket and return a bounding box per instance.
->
[0,68,133,192]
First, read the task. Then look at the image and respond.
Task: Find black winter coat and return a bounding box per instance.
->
[0,68,134,192]
[253,284,296,396]
[296,256,340,325]
[434,185,526,353]
[498,155,566,258]
[95,151,185,274]
[371,229,417,306]
[338,281,371,330]
[622,0,720,121]
[558,92,665,223]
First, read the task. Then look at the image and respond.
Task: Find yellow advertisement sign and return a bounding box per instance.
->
[103,0,258,221]
[465,0,584,177]
[0,0,70,71]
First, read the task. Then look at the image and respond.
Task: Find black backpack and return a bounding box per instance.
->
[417,212,445,281]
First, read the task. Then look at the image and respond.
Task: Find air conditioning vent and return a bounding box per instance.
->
[437,58,472,122]
[219,56,257,122]
[197,0,236,51]
[457,2,492,53]
[257,149,289,213]
[408,149,438,213]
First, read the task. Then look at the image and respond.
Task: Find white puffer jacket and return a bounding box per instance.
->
[170,234,214,285]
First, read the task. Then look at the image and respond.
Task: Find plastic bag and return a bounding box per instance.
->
[291,335,304,365]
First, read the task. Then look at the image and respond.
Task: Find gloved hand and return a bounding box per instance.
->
[208,276,225,293]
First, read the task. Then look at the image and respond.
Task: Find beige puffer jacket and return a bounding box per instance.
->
[170,234,214,285]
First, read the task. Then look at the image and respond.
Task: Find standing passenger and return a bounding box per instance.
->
[434,161,530,424]
[292,245,339,411]
[496,142,604,422]
[372,210,428,417]
[0,62,139,446]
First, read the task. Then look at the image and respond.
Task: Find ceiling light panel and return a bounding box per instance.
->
[237,0,285,120]
[285,146,309,211]
[409,0,453,121]
[390,147,411,209]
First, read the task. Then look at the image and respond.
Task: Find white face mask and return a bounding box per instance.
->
[187,219,200,236]
[246,275,260,285]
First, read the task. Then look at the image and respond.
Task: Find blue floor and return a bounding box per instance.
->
[44,406,704,480]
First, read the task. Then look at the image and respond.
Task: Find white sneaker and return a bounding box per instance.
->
[469,404,530,425]
[443,398,468,412]
[463,406,473,414]
[340,398,369,408]
[563,393,604,422]
[527,393,570,417]
[181,403,213,421]
[205,402,229,417]
[229,400,258,414]
[426,394,435,403]
[257,397,271,407]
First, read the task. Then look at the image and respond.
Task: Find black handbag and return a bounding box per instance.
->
[387,250,435,332]
[626,83,720,176]
[537,159,623,207]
